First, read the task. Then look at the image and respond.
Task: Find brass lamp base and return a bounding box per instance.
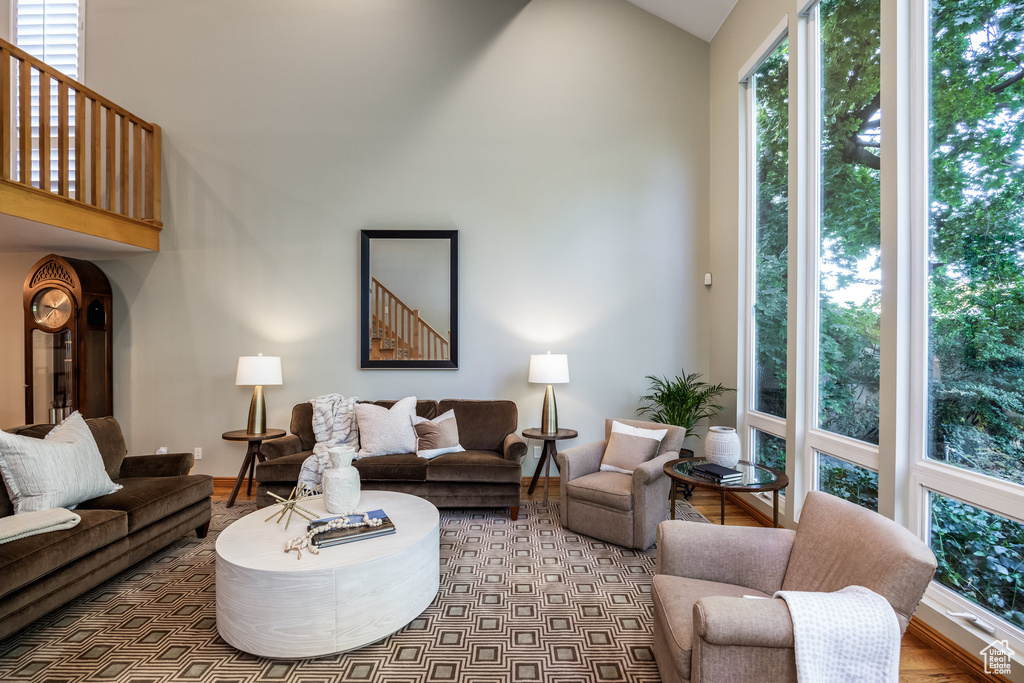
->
[540,383,558,434]
[247,385,267,435]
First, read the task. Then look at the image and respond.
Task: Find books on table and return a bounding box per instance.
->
[691,463,744,484]
[309,509,396,548]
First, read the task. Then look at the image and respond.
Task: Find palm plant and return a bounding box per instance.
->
[637,369,734,438]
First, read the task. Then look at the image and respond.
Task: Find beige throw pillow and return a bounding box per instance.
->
[0,412,122,513]
[354,396,418,458]
[599,420,669,474]
[412,410,464,460]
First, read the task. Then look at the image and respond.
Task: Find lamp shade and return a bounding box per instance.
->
[528,353,569,384]
[235,355,283,386]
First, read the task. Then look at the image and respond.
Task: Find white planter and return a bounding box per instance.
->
[704,427,741,468]
[323,446,361,513]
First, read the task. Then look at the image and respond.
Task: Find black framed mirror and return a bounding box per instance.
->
[360,229,459,369]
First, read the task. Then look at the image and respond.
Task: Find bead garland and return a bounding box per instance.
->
[284,511,384,560]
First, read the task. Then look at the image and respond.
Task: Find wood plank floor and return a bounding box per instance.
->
[215,481,979,681]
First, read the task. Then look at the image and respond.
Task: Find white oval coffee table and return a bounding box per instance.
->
[216,490,439,658]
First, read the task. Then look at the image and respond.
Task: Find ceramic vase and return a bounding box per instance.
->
[323,446,360,513]
[704,426,741,468]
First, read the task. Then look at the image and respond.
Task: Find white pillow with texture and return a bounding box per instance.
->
[0,412,122,513]
[354,396,418,458]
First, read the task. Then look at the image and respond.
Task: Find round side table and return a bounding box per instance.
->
[222,429,286,508]
[521,428,578,504]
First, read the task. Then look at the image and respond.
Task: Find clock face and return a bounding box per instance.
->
[31,288,73,330]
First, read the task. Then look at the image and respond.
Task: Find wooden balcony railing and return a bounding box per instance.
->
[0,38,161,248]
[370,277,450,361]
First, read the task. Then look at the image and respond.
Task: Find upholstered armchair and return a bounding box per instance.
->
[554,418,684,550]
[652,491,938,683]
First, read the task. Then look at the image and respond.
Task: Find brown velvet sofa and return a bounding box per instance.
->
[0,417,213,641]
[255,399,526,518]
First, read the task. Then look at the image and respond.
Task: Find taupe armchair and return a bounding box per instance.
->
[555,418,684,550]
[652,491,937,682]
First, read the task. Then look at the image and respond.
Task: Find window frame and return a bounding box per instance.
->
[738,16,790,516]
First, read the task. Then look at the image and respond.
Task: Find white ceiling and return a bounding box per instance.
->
[626,0,739,42]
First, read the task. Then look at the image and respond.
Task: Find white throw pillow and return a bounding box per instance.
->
[0,412,122,513]
[354,396,418,458]
[412,410,465,460]
[599,420,669,474]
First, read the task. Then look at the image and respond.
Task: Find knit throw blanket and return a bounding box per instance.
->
[774,585,900,683]
[297,394,360,490]
[0,507,80,545]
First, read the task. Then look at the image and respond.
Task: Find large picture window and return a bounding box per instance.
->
[816,0,881,446]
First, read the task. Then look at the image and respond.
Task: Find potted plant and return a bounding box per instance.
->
[637,368,734,439]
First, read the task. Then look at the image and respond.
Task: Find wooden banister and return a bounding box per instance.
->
[369,277,450,361]
[0,37,162,232]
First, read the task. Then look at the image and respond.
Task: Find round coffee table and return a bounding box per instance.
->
[664,458,789,527]
[216,491,440,658]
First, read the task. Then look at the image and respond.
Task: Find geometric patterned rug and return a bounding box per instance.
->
[0,500,708,683]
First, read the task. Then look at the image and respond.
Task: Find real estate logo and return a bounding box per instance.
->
[980,640,1015,676]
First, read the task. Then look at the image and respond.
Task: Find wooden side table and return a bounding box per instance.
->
[221,429,286,508]
[522,428,577,504]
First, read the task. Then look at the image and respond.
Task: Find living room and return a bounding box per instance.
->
[0,0,1021,681]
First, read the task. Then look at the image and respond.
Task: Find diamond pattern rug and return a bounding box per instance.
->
[0,500,707,682]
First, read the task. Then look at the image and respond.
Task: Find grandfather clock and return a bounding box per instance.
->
[23,254,113,424]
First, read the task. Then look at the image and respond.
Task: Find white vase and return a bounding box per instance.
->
[323,446,360,513]
[704,426,741,468]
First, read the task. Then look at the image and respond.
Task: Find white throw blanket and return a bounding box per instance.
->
[774,585,900,683]
[297,394,359,490]
[0,507,80,545]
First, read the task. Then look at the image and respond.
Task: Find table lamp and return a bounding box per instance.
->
[529,352,569,434]
[235,354,283,434]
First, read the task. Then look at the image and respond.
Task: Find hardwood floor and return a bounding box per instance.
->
[214,480,982,681]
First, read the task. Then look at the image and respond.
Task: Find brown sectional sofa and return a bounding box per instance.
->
[255,399,526,518]
[0,417,213,640]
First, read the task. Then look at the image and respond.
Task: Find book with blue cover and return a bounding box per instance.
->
[308,509,396,548]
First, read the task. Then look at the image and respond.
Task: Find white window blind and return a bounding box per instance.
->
[15,0,82,188]
[16,0,81,80]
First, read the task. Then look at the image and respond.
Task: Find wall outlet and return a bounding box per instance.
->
[534,446,541,459]
[193,447,203,460]
[704,272,713,286]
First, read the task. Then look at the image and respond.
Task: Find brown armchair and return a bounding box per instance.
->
[554,418,684,550]
[652,491,938,682]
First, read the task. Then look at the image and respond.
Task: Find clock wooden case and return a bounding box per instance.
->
[23,254,113,424]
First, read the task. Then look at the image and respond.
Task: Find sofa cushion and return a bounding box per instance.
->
[76,475,213,534]
[0,508,127,600]
[254,451,310,483]
[599,421,667,474]
[652,574,771,681]
[566,471,633,511]
[354,453,428,481]
[413,410,464,459]
[426,450,522,483]
[0,413,122,513]
[437,400,517,453]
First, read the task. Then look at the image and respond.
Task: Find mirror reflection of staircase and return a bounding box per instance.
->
[369,277,450,361]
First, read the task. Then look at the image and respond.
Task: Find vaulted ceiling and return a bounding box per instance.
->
[626,0,739,42]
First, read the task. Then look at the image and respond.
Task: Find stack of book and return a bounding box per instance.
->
[691,463,743,484]
[309,509,396,548]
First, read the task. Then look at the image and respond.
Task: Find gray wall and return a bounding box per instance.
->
[0,0,710,478]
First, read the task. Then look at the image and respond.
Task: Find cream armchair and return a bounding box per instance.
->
[555,418,684,550]
[652,491,937,682]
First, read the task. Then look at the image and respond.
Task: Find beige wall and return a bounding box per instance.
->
[0,0,711,478]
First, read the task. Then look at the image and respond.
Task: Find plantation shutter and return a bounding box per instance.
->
[15,0,82,187]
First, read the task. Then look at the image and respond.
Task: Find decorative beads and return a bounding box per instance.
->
[284,511,384,559]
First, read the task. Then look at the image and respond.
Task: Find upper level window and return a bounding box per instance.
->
[16,0,82,80]
[816,0,881,445]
